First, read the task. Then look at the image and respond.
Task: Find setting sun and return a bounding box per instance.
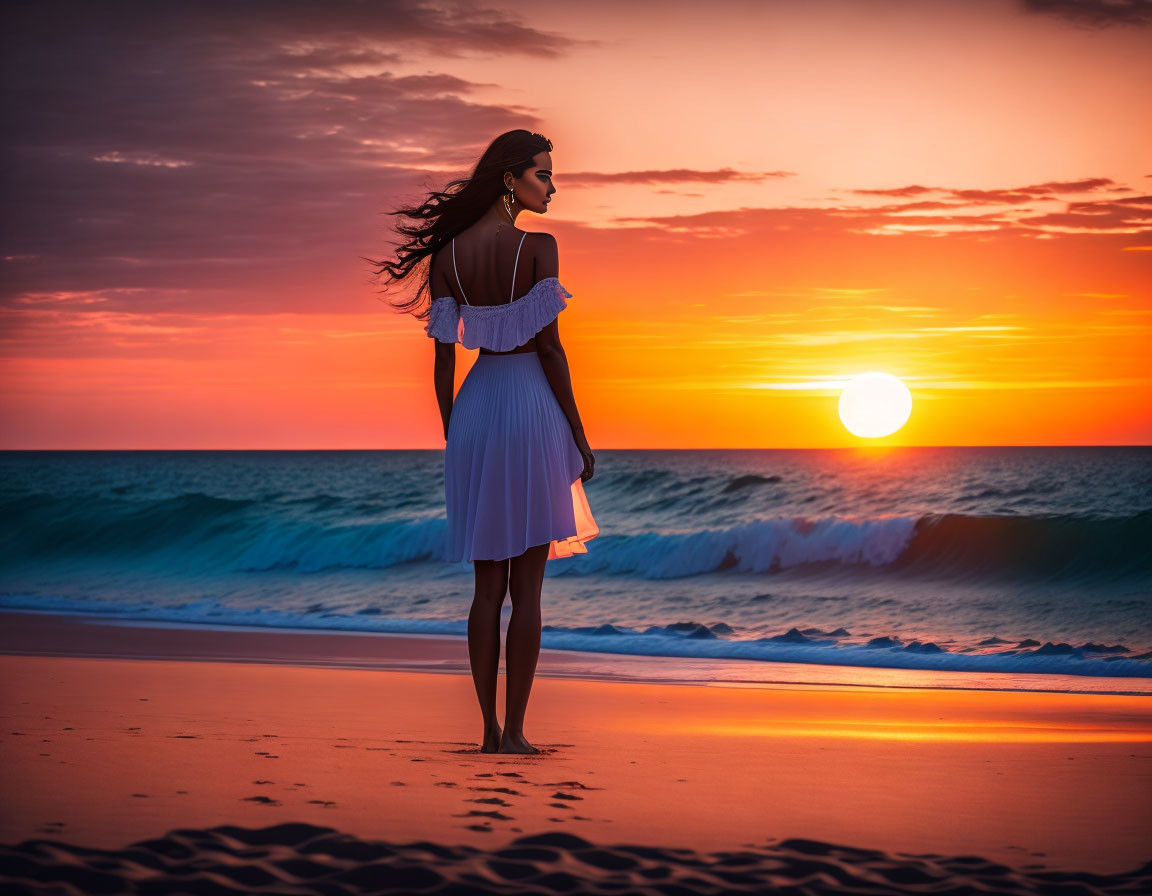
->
[838,372,913,438]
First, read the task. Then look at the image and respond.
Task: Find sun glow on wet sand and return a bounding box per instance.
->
[688,722,1152,743]
[838,372,914,438]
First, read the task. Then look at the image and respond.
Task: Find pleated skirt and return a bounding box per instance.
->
[445,351,599,563]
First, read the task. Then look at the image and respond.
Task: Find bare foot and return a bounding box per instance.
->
[481,720,502,753]
[498,731,540,754]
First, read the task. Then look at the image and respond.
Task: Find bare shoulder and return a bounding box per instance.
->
[530,231,558,253]
[531,232,559,281]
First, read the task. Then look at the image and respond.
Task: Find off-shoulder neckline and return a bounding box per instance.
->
[433,276,562,311]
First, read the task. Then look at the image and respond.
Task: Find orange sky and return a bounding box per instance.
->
[1,0,1149,448]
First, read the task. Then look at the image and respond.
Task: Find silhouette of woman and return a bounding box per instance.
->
[372,130,598,753]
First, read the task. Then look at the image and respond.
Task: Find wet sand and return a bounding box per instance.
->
[1,612,1150,892]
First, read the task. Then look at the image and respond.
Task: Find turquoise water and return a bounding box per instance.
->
[2,447,1150,688]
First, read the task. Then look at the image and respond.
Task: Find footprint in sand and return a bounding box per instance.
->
[242,795,280,806]
[456,810,512,820]
[306,800,336,808]
[542,780,600,790]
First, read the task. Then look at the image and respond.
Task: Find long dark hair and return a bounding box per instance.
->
[367,129,553,319]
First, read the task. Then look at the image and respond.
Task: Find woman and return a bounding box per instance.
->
[373,130,598,754]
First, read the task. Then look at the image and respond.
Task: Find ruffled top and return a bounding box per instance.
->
[425,277,572,352]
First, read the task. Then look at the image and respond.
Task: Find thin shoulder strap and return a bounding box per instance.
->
[509,231,527,302]
[451,238,469,305]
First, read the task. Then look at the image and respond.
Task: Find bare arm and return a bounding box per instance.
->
[429,251,456,440]
[533,235,590,456]
[538,334,584,438]
[539,325,594,481]
[434,339,455,441]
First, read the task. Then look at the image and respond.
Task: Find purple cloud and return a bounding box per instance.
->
[1020,0,1152,28]
[0,1,579,314]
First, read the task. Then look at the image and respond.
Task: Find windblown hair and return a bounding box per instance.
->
[366,129,553,319]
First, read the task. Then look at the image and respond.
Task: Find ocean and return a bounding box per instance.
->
[2,447,1150,694]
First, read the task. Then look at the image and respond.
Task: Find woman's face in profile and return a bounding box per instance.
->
[518,151,555,213]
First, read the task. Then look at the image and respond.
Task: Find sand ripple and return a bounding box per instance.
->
[1,822,1148,895]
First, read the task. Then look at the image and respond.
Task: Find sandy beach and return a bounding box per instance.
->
[1,610,1150,893]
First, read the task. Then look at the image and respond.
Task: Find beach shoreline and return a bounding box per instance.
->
[2,612,1150,878]
[3,608,1147,696]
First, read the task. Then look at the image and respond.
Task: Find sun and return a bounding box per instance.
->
[837,372,912,438]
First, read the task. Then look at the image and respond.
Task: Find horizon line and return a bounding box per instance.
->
[1,444,1150,452]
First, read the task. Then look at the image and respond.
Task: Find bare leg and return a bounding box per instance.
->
[468,558,508,752]
[501,541,549,753]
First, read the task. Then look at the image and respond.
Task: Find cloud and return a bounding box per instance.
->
[0,1,580,314]
[1019,0,1152,28]
[1017,197,1152,230]
[0,1,583,58]
[753,375,1152,392]
[616,182,1152,242]
[559,168,796,186]
[849,178,1123,204]
[2,1,1146,332]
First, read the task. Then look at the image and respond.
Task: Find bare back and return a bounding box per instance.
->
[433,226,549,356]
